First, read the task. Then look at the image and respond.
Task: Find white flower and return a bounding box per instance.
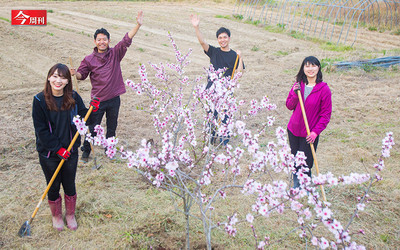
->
[246,213,254,223]
[357,203,365,211]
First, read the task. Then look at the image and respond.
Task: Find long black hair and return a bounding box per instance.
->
[295,56,323,85]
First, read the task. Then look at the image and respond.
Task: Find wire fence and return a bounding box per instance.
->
[233,0,400,46]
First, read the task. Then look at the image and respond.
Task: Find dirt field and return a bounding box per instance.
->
[0,0,399,249]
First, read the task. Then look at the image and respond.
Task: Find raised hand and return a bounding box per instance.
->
[136,11,143,26]
[190,14,200,28]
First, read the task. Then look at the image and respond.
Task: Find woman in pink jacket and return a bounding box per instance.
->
[286,56,332,188]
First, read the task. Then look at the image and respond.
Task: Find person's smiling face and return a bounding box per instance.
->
[94,33,110,53]
[217,32,230,50]
[48,69,68,96]
[304,62,319,80]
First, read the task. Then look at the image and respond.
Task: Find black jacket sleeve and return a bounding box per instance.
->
[32,95,62,153]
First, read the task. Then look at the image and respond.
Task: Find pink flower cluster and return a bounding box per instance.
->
[224,213,238,236]
[73,115,88,135]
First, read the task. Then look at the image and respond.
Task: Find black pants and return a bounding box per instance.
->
[287,129,319,176]
[206,81,229,145]
[39,153,78,201]
[82,96,121,153]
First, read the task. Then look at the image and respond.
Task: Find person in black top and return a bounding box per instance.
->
[190,14,245,145]
[190,14,244,83]
[32,63,99,231]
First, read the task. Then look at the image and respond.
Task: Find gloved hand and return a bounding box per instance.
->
[306,131,318,144]
[57,148,71,160]
[292,82,301,92]
[90,97,100,112]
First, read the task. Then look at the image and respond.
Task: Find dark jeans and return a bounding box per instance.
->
[39,153,78,201]
[210,110,229,145]
[82,96,121,153]
[288,129,319,188]
[206,81,230,145]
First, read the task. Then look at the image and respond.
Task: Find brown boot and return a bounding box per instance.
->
[64,194,78,230]
[48,196,64,231]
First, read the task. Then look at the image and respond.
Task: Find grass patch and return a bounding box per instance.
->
[320,42,353,52]
[283,67,298,75]
[233,14,243,20]
[215,14,231,19]
[264,24,286,33]
[380,234,391,243]
[320,57,345,72]
[361,63,378,72]
[289,30,306,39]
[391,29,400,35]
[335,20,344,26]
[244,19,261,26]
[0,16,10,23]
[138,47,145,52]
[251,45,259,51]
[275,50,289,56]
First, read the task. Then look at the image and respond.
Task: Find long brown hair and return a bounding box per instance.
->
[44,63,75,111]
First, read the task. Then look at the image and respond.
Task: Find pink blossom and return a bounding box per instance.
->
[295,151,308,167]
[319,237,329,249]
[246,213,254,223]
[258,204,269,216]
[257,241,266,249]
[290,200,303,211]
[303,207,312,220]
[297,216,304,225]
[231,166,241,175]
[318,207,333,220]
[311,236,318,246]
[356,203,365,211]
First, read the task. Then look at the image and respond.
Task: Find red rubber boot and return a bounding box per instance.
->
[48,196,64,231]
[64,194,78,230]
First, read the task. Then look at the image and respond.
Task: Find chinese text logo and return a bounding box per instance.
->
[11,10,47,25]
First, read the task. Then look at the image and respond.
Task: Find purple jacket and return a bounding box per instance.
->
[286,81,332,137]
[77,33,132,102]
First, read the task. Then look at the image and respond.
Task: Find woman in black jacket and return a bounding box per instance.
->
[32,63,99,231]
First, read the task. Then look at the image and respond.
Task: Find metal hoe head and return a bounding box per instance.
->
[18,221,31,237]
[91,156,101,170]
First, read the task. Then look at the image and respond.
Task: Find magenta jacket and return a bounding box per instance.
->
[77,33,132,102]
[286,81,332,137]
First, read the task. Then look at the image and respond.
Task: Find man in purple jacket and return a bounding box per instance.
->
[71,11,143,162]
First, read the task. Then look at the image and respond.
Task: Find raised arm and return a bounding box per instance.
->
[190,14,209,52]
[128,11,143,39]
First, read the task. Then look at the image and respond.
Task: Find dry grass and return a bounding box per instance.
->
[0,0,400,249]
